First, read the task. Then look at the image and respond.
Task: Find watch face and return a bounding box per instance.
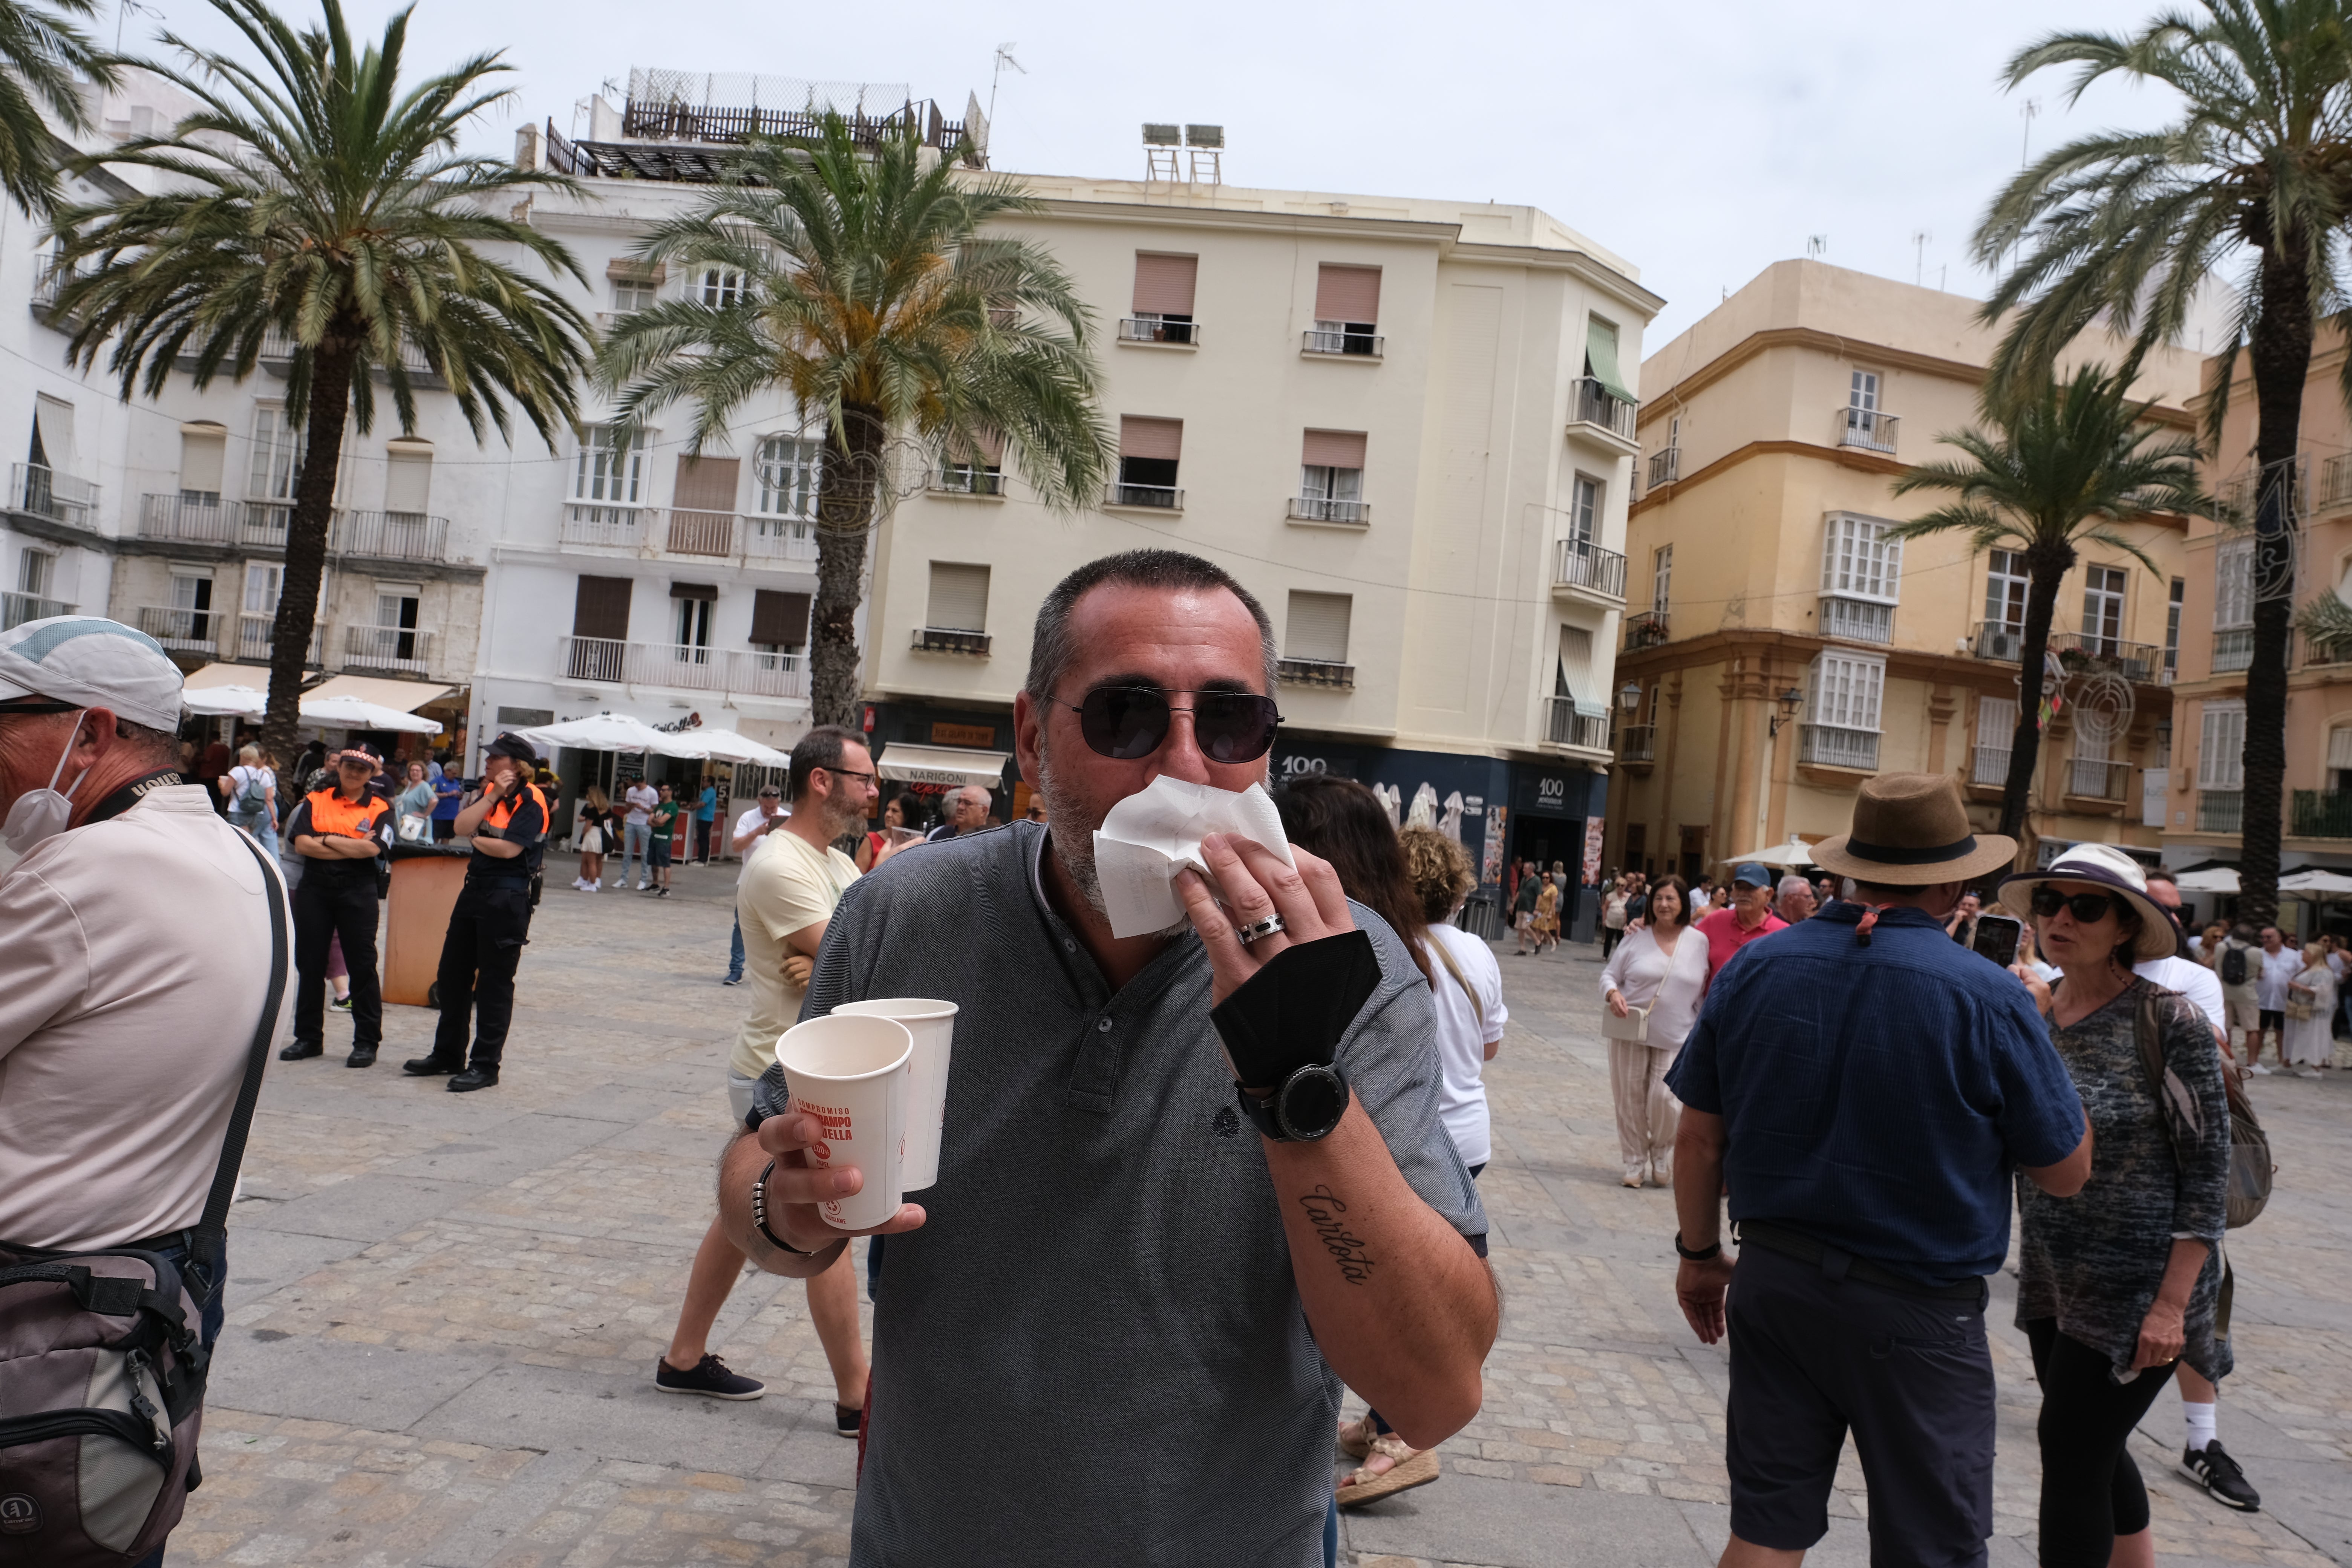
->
[1279,1067,1345,1140]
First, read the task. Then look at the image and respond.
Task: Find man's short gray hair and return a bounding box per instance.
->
[1777,873,1810,898]
[1025,550,1279,705]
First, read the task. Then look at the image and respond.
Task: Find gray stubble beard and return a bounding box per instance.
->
[1034,738,1191,939]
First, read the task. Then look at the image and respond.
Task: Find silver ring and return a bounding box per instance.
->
[1236,914,1286,946]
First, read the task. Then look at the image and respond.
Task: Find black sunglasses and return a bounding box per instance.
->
[1054,686,1283,764]
[2030,887,2119,924]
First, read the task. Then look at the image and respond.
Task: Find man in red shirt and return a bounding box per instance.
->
[1697,862,1787,989]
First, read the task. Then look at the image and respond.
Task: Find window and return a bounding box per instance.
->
[1116,416,1182,506]
[1568,475,1600,548]
[1984,548,2028,629]
[671,583,714,652]
[384,443,432,519]
[178,421,226,504]
[249,406,301,501]
[696,266,746,308]
[2215,538,2254,628]
[1808,652,1885,732]
[573,425,643,504]
[755,435,821,518]
[2165,577,2184,679]
[1974,695,2017,785]
[1849,369,1879,416]
[1285,591,1353,665]
[1312,265,1381,353]
[938,431,1004,496]
[1129,253,1198,344]
[1652,544,1672,614]
[2329,726,2352,792]
[1820,513,1902,642]
[18,548,52,597]
[750,589,810,657]
[926,562,990,632]
[373,581,422,662]
[2082,565,2126,652]
[2198,700,2246,790]
[611,277,657,315]
[243,562,280,614]
[1298,430,1366,521]
[168,568,214,641]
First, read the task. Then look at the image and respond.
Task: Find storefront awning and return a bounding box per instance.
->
[879,744,1010,790]
[182,662,272,691]
[302,674,456,712]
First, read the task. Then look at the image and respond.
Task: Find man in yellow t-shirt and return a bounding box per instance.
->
[655,726,901,1429]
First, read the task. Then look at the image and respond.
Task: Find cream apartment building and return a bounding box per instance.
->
[1608,260,2199,881]
[484,78,1662,887]
[2,71,483,746]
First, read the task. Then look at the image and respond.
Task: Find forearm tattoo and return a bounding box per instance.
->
[1297,1185,1377,1285]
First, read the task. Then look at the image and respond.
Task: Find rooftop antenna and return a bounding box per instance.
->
[1807,234,1827,259]
[989,43,1024,127]
[1913,229,1932,286]
[2020,98,2040,165]
[114,0,158,54]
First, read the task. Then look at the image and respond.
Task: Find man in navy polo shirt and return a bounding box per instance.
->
[1667,773,2092,1568]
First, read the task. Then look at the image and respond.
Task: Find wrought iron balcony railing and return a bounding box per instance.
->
[335,510,449,563]
[1623,609,1669,649]
[344,624,437,676]
[1615,724,1655,763]
[1552,540,1628,600]
[1836,407,1899,455]
[11,463,99,529]
[2213,627,2254,673]
[1118,316,1199,346]
[1647,447,1680,489]
[559,635,811,697]
[1112,484,1184,510]
[1289,496,1369,525]
[2292,790,2352,838]
[2050,631,2159,683]
[2065,758,2132,801]
[1798,723,1879,770]
[2197,790,2244,835]
[1302,328,1381,358]
[912,627,991,655]
[137,605,219,654]
[0,591,72,629]
[1567,377,1637,443]
[1819,596,1894,644]
[1540,697,1611,751]
[1972,745,2010,786]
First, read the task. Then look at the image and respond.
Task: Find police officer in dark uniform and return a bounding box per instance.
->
[404,733,548,1092]
[281,747,392,1067]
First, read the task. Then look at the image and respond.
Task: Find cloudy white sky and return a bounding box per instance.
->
[136,0,2206,347]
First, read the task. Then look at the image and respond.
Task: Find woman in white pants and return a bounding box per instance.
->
[1599,873,1706,1188]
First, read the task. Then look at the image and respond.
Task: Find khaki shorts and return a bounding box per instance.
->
[727,1070,760,1127]
[2224,990,2261,1031]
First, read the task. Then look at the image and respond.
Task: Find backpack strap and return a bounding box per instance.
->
[2132,983,2202,1168]
[188,832,291,1304]
[1426,933,1485,1029]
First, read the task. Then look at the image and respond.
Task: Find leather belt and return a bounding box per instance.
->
[1737,1220,1988,1305]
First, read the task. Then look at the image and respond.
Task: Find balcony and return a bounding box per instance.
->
[1798,723,1879,770]
[2292,790,2352,837]
[136,605,219,655]
[912,627,990,655]
[1623,609,1669,650]
[1118,316,1199,347]
[1970,621,2026,662]
[335,510,449,562]
[1552,539,1628,602]
[1615,724,1656,764]
[1111,484,1183,510]
[1819,596,1894,644]
[929,467,1004,499]
[559,635,810,699]
[2050,631,2160,683]
[743,516,819,561]
[139,494,278,548]
[1647,447,1680,489]
[2218,457,2308,520]
[1566,377,1637,444]
[1836,407,1899,455]
[260,325,435,380]
[2197,790,2244,835]
[1540,697,1611,752]
[1,591,72,629]
[10,463,99,530]
[2303,632,2352,669]
[235,613,322,665]
[1302,328,1382,358]
[560,503,648,549]
[344,624,436,676]
[2065,758,2132,802]
[1289,496,1370,526]
[664,509,736,556]
[1972,745,2011,786]
[1277,657,1355,688]
[2213,627,2254,673]
[2321,455,2352,512]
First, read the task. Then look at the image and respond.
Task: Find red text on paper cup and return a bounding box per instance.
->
[795,1098,853,1162]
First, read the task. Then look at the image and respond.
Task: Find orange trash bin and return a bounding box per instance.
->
[382,843,473,1006]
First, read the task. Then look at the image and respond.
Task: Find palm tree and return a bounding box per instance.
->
[0,0,114,216]
[597,116,1112,727]
[1974,0,2352,924]
[1890,360,2207,849]
[49,0,593,764]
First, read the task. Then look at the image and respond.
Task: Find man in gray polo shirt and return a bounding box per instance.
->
[718,549,1496,1565]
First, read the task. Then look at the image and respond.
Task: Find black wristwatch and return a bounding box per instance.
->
[1238,1061,1351,1142]
[1674,1231,1722,1262]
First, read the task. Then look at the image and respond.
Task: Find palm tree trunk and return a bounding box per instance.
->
[261,337,359,766]
[809,405,885,729]
[2239,243,2314,931]
[2001,555,2067,851]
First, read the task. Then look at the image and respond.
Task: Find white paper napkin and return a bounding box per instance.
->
[1090,776,1295,939]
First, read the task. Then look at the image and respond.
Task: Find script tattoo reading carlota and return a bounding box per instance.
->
[1297,1185,1376,1284]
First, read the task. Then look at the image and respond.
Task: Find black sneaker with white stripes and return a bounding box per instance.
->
[654,1354,765,1401]
[2181,1441,2260,1511]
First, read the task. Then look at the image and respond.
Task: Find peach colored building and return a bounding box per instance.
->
[1606,261,2197,881]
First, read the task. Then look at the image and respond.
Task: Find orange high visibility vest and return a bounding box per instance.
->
[484,782,547,836]
[305,787,388,838]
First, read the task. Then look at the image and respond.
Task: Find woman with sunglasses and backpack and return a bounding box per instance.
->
[2000,844,2232,1568]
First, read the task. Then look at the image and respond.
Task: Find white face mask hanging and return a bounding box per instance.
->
[2,709,91,853]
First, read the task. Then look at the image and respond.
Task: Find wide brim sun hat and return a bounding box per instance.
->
[1998,842,2180,962]
[1808,771,2020,887]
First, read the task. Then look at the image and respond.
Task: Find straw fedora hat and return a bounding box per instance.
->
[1809,772,2018,886]
[1998,842,2180,963]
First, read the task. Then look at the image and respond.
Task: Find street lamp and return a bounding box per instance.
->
[1617,681,1643,714]
[1766,686,1804,738]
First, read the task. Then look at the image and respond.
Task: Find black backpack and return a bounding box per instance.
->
[2219,943,2249,987]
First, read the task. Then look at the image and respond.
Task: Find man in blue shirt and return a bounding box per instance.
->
[1666,772,2091,1568]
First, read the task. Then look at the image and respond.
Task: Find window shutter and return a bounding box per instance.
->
[1300,430,1367,470]
[34,395,75,470]
[2198,702,2245,789]
[572,575,633,640]
[1132,254,1198,315]
[1584,318,1636,405]
[927,563,991,632]
[1552,625,1604,715]
[384,449,432,513]
[1314,265,1381,323]
[668,580,717,601]
[751,589,811,647]
[1119,416,1184,461]
[2331,728,2352,773]
[674,455,740,513]
[1286,591,1353,663]
[1977,696,2017,747]
[179,424,227,494]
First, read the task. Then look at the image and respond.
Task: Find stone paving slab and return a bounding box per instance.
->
[165,859,2352,1565]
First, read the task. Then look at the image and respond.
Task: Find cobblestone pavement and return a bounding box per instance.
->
[183,860,2352,1566]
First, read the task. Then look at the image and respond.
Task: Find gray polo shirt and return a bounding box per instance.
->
[753,819,1484,1566]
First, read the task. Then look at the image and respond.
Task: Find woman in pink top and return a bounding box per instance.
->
[1600,875,1707,1187]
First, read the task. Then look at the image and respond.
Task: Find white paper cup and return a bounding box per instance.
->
[775,1013,914,1231]
[831,998,958,1191]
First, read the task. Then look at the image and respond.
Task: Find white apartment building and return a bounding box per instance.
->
[486,79,1660,890]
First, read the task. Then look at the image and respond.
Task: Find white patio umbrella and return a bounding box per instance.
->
[510,712,710,758]
[2279,868,2352,896]
[1726,838,1815,867]
[2170,867,2241,894]
[181,684,267,718]
[298,694,443,734]
[689,727,792,767]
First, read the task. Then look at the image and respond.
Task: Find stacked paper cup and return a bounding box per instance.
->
[774,1013,915,1230]
[831,999,958,1190]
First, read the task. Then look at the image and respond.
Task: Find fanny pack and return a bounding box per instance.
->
[0,832,288,1565]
